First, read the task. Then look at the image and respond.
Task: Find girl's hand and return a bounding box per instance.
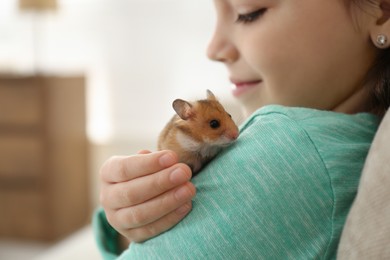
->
[99,150,196,245]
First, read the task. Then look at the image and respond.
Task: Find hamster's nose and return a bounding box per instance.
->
[228,130,239,140]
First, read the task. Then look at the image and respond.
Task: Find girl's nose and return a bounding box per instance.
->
[207,29,238,63]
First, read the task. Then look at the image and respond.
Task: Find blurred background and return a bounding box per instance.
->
[0,0,242,259]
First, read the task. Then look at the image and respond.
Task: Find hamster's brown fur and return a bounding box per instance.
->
[158,90,239,174]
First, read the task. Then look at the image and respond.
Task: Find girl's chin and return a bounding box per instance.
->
[237,96,265,118]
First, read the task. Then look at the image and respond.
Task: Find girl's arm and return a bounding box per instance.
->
[93,150,196,257]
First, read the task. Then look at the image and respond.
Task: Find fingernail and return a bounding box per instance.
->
[159,152,175,167]
[170,168,189,184]
[175,186,192,201]
[176,202,192,215]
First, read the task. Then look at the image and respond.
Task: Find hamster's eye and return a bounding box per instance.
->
[209,119,220,129]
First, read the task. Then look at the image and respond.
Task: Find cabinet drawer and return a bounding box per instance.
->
[0,78,43,127]
[0,190,47,239]
[0,135,44,181]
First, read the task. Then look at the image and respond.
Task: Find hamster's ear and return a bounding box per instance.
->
[370,1,390,49]
[207,89,217,100]
[172,99,194,120]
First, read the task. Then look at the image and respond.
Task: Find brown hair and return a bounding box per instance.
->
[347,0,390,116]
[366,46,390,117]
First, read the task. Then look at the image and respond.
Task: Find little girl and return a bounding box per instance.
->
[94,0,390,259]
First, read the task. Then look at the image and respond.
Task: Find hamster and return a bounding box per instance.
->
[158,89,239,174]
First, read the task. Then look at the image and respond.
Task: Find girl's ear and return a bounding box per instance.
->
[370,1,390,49]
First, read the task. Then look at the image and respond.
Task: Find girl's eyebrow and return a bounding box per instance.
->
[213,0,232,7]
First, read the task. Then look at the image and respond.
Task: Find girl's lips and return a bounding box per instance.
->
[230,80,262,97]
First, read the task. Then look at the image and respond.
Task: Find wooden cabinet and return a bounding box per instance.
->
[0,75,89,241]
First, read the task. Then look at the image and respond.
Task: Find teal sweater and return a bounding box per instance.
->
[93,105,379,259]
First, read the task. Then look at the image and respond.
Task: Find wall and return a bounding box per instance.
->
[0,0,241,146]
[0,0,243,207]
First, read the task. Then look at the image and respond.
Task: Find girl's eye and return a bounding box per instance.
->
[236,9,267,24]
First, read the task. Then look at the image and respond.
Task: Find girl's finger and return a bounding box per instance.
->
[137,150,152,154]
[114,182,196,230]
[121,201,193,243]
[100,150,178,183]
[101,163,192,209]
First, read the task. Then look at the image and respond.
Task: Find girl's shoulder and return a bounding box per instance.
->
[240,105,380,143]
[243,104,379,126]
[236,105,380,181]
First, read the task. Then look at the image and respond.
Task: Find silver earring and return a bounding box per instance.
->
[377,34,388,47]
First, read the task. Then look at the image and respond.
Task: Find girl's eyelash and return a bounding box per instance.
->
[236,9,267,24]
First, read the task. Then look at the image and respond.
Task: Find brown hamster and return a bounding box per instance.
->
[158,90,239,174]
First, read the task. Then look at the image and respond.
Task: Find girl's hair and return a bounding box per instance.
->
[348,0,390,116]
[367,45,390,117]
